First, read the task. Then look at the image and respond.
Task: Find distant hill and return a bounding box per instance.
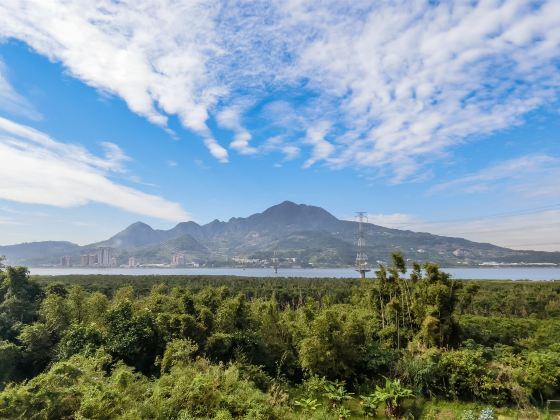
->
[2,201,560,267]
[95,221,169,249]
[0,241,81,266]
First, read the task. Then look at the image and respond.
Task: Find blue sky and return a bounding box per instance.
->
[0,0,559,250]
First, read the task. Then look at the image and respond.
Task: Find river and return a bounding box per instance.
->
[28,266,560,280]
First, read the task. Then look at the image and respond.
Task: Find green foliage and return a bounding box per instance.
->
[0,352,289,420]
[300,374,330,399]
[360,393,381,417]
[297,305,379,380]
[294,396,321,413]
[412,262,460,348]
[0,340,21,386]
[397,348,442,396]
[0,259,557,418]
[461,409,476,420]
[0,266,41,341]
[104,302,159,373]
[334,405,351,419]
[322,380,353,409]
[515,350,560,403]
[437,347,514,406]
[18,322,54,375]
[371,378,414,418]
[150,358,289,419]
[160,338,199,373]
[56,323,103,359]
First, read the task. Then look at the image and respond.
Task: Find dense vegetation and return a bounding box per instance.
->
[1,254,559,419]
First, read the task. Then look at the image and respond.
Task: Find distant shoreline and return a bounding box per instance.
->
[26,266,560,281]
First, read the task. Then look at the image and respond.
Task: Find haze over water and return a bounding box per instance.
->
[29,267,560,281]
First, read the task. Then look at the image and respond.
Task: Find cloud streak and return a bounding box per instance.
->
[367,208,560,252]
[0,1,559,178]
[0,116,189,222]
[0,59,42,120]
[431,154,560,197]
[0,0,228,160]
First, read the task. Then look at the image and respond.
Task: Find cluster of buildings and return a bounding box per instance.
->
[128,256,140,268]
[230,256,261,265]
[59,255,72,267]
[171,253,199,267]
[59,247,117,267]
[79,247,117,267]
[230,256,297,266]
[61,250,297,269]
[126,254,200,268]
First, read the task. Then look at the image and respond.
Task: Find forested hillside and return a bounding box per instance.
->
[1,255,560,419]
[4,201,560,267]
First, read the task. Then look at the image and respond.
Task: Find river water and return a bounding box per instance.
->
[28,267,560,280]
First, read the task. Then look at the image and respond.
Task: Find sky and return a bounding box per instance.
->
[0,0,559,251]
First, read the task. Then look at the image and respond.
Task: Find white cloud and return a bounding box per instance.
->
[429,210,560,252]
[366,209,560,252]
[431,154,560,196]
[303,122,335,168]
[99,141,130,172]
[363,155,560,251]
[1,1,559,176]
[203,137,228,163]
[365,213,419,229]
[0,0,228,160]
[285,1,560,178]
[216,102,257,155]
[0,59,42,120]
[0,116,189,222]
[261,136,301,161]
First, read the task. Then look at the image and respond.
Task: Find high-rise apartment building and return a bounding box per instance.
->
[128,256,139,267]
[60,255,72,267]
[97,247,113,267]
[171,253,186,267]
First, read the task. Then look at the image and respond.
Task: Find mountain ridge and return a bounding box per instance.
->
[1,201,559,267]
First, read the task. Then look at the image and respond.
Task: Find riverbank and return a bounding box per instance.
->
[28,266,560,280]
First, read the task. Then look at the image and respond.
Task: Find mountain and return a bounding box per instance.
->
[3,201,560,267]
[118,234,210,264]
[0,241,81,266]
[96,221,167,249]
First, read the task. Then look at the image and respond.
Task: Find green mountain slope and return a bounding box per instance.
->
[3,201,560,267]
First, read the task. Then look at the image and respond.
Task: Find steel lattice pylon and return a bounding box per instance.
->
[355,212,371,279]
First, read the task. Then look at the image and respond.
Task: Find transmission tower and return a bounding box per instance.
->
[272,250,279,275]
[355,212,371,279]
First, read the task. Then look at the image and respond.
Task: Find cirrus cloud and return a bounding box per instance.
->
[0,0,559,178]
[0,59,42,120]
[0,116,189,222]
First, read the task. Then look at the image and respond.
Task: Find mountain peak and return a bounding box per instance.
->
[264,200,334,214]
[258,201,339,228]
[173,221,200,228]
[277,200,298,207]
[126,221,154,231]
[103,221,160,249]
[263,201,306,213]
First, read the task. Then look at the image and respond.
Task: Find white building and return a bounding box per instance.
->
[128,256,139,267]
[97,247,114,267]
